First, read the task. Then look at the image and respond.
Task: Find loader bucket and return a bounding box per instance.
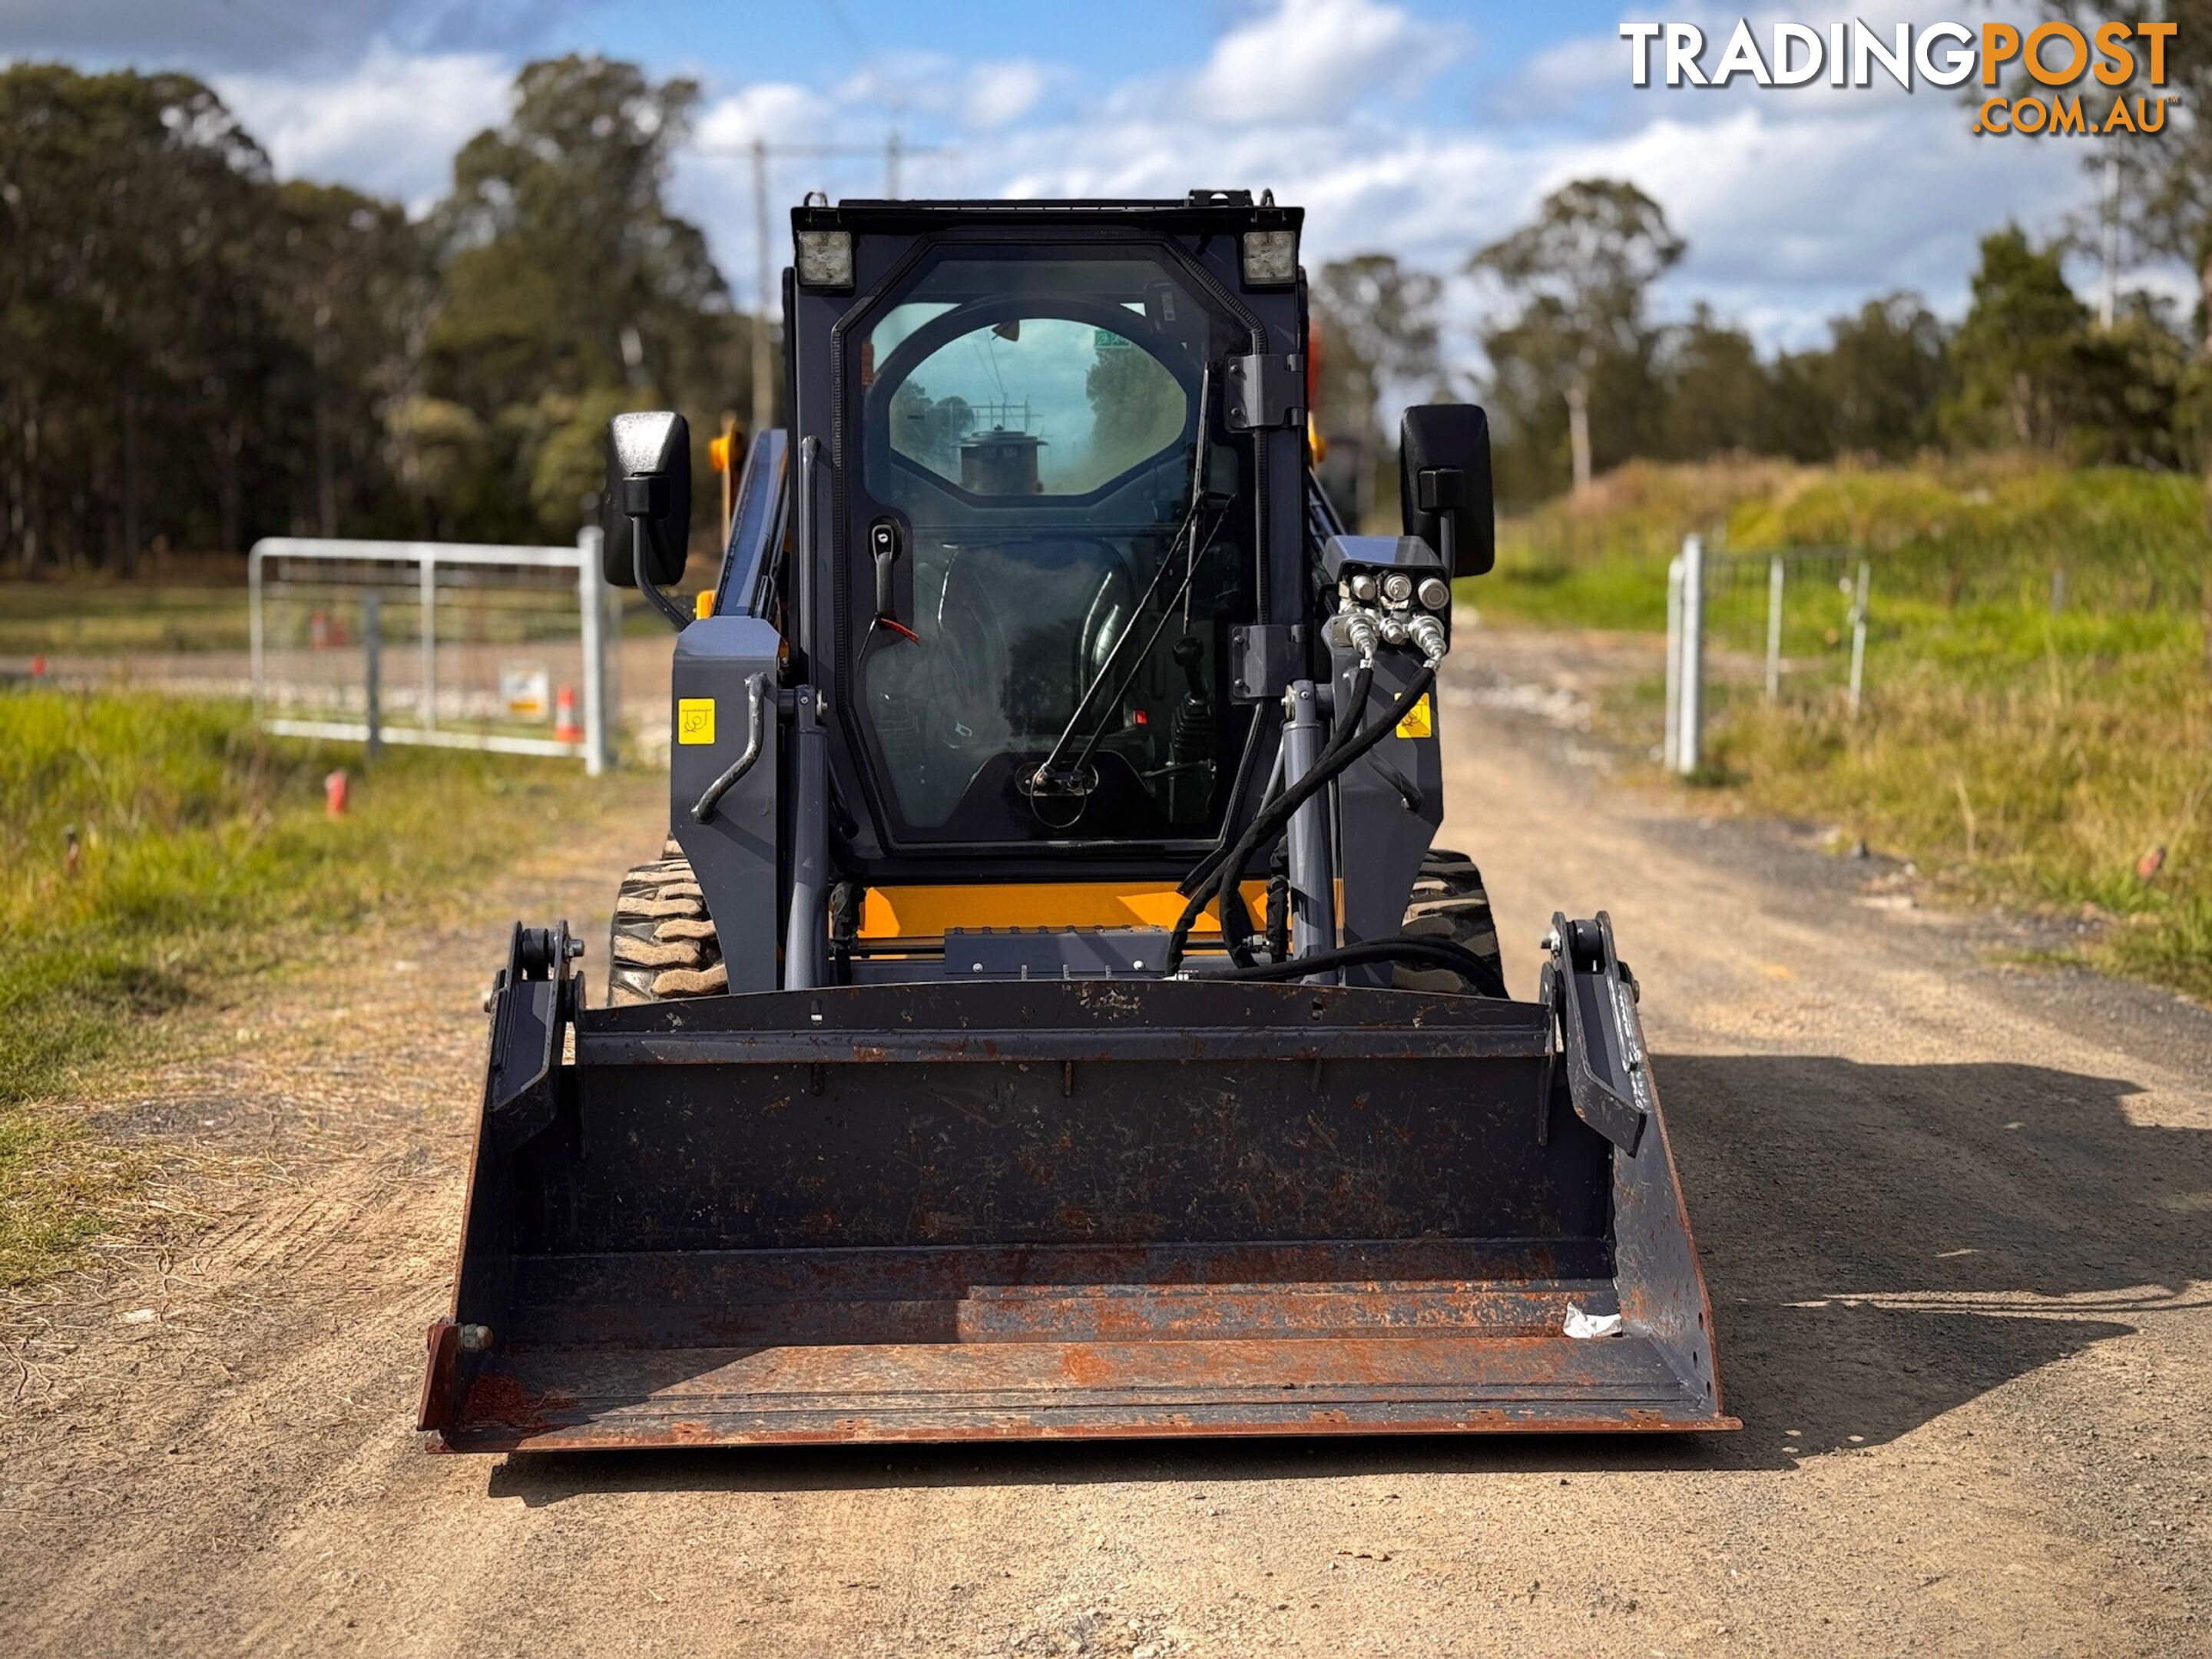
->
[420,919,1735,1450]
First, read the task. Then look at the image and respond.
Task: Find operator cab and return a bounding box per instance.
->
[784,194,1310,879]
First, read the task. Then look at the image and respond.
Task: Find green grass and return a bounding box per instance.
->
[1471,455,2212,1002]
[0,686,611,1283]
[1473,453,2212,631]
[0,580,251,655]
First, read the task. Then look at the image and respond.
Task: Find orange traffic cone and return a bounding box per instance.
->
[554,684,582,743]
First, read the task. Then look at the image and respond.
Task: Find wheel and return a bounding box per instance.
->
[1394,847,1505,995]
[607,839,726,1005]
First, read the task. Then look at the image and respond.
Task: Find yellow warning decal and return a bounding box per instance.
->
[1395,694,1433,740]
[677,698,716,745]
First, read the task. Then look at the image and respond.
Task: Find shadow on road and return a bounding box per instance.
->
[484,1055,2207,1504]
[1666,1052,2206,1460]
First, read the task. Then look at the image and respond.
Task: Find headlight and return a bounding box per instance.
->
[794,230,853,290]
[1241,230,1298,286]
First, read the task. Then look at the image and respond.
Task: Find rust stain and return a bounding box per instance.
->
[416,1319,461,1431]
[457,1372,557,1431]
[1059,1346,1114,1385]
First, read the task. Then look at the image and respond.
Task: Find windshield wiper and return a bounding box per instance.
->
[1026,363,1217,803]
[1055,499,1230,788]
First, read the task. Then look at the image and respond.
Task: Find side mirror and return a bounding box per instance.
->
[1399,404,1495,578]
[601,411,691,589]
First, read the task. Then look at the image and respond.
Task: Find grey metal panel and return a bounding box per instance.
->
[671,614,784,992]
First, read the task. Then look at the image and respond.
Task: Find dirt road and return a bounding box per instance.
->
[5,626,2209,1657]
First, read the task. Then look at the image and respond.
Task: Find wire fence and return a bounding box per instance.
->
[1707,547,1871,705]
[1665,538,1871,775]
[248,533,618,771]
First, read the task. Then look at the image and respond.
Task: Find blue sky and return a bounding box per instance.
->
[5,0,2141,368]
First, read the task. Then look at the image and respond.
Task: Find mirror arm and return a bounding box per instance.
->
[632,513,691,631]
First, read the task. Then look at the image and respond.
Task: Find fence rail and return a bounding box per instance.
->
[247,531,618,773]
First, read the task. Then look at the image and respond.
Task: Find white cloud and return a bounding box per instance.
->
[214,41,507,211]
[694,82,836,148]
[1505,35,1620,111]
[1193,0,1438,125]
[194,2,2133,360]
[965,60,1051,130]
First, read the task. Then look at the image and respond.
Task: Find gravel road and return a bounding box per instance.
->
[5,625,2208,1657]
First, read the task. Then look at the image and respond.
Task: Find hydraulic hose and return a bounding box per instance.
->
[1164,661,1436,973]
[1174,664,1363,913]
[1208,935,1508,999]
[1178,719,1286,908]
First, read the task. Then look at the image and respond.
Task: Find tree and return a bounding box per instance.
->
[1310,254,1444,523]
[0,65,290,567]
[1942,227,2095,451]
[1810,293,1950,459]
[2028,5,2206,327]
[267,182,425,538]
[1657,306,1770,459]
[1471,180,1683,492]
[424,55,742,539]
[0,55,766,568]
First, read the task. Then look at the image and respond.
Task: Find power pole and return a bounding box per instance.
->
[751,137,773,439]
[705,134,949,437]
[2100,154,2120,329]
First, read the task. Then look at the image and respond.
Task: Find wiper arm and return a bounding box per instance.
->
[1026,363,1217,797]
[1059,501,1230,786]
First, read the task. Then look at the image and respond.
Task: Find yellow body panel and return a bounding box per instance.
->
[859,882,1271,942]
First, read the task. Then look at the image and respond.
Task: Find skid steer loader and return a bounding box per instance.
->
[418,192,1735,1450]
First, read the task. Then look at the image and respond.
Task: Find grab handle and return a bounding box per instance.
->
[691,671,770,823]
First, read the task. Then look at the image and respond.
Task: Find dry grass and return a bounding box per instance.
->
[1475,455,2212,1002]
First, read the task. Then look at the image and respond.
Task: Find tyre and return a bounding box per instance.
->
[606,839,727,1005]
[1394,847,1505,995]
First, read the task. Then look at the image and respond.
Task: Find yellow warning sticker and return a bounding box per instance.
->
[677,697,716,745]
[1395,694,1434,740]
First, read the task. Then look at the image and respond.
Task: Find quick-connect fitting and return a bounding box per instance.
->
[1329,607,1382,667]
[1409,612,1449,666]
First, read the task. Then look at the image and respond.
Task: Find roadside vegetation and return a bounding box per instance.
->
[1478,454,2212,1001]
[0,578,251,657]
[0,687,609,1283]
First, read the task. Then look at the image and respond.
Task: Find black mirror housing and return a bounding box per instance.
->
[601,411,691,588]
[1399,404,1495,578]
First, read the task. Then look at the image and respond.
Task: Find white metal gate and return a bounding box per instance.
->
[247,530,618,774]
